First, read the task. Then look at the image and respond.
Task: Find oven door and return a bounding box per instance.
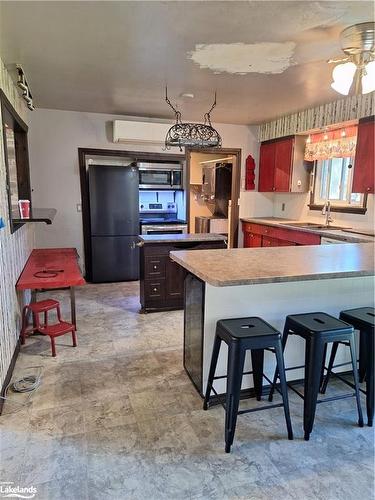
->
[141,225,188,235]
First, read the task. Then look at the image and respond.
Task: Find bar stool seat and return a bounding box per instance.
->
[269,312,363,441]
[285,312,353,336]
[204,316,293,453]
[321,307,374,426]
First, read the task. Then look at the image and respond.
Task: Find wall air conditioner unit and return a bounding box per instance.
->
[113,120,170,145]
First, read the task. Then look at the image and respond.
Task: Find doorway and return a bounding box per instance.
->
[185,148,241,248]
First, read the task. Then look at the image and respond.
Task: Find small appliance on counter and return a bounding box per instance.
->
[140,202,187,235]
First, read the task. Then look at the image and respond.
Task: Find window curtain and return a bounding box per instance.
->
[304,125,357,161]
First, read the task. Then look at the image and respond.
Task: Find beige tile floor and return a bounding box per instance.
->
[0,282,374,500]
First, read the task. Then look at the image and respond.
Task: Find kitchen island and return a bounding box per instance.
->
[170,243,375,396]
[138,233,227,313]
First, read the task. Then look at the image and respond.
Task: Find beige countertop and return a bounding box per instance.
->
[170,243,374,287]
[241,217,374,243]
[139,233,227,244]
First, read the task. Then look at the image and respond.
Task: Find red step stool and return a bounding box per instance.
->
[20,299,77,357]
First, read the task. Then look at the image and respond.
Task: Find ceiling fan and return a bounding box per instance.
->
[329,22,375,96]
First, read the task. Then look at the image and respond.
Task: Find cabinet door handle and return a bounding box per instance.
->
[153,287,158,292]
[153,265,157,270]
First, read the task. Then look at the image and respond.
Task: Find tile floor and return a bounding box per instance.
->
[0,282,374,500]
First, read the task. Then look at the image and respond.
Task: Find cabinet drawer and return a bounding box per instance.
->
[144,241,226,257]
[243,222,273,236]
[144,279,165,300]
[271,227,320,245]
[169,241,226,251]
[262,236,279,247]
[244,232,262,248]
[145,256,167,278]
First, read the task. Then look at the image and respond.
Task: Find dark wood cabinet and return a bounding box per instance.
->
[166,258,185,300]
[242,221,321,248]
[140,238,227,312]
[352,118,374,194]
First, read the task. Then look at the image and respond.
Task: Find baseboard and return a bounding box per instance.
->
[0,340,20,415]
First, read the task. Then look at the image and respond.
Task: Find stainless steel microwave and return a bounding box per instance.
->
[138,162,183,190]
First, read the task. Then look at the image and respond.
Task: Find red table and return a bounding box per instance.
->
[16,248,86,328]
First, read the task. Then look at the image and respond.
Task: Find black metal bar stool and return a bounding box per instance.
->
[269,312,363,441]
[203,316,293,453]
[321,307,374,426]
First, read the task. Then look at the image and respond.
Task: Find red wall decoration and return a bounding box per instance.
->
[245,154,256,190]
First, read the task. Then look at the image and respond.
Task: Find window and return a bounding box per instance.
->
[311,155,366,211]
[1,90,31,232]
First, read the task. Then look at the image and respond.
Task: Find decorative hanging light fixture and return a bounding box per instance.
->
[329,22,375,95]
[16,65,35,110]
[164,88,222,151]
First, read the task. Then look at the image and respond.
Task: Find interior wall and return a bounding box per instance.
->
[0,59,34,389]
[272,191,374,228]
[240,132,374,232]
[28,109,260,267]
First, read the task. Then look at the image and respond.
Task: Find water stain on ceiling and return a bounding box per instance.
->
[188,42,296,75]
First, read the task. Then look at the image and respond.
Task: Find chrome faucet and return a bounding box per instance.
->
[322,201,333,226]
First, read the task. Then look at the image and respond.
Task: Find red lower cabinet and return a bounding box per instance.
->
[244,232,262,247]
[243,222,321,248]
[262,236,279,247]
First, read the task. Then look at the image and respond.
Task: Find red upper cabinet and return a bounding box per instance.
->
[352,118,374,194]
[274,138,294,192]
[258,142,275,192]
[258,136,308,193]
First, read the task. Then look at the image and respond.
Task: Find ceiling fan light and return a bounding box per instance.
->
[331,62,357,95]
[362,60,375,94]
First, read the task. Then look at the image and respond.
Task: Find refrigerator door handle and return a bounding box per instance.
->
[131,240,144,249]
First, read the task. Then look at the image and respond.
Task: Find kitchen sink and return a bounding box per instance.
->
[282,222,351,230]
[285,222,323,227]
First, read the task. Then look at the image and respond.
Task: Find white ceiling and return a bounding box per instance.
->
[0,1,373,125]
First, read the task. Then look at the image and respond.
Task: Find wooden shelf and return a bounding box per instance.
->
[12,208,57,225]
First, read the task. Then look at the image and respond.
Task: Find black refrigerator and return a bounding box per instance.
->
[88,165,139,282]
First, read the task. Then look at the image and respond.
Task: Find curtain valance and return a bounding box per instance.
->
[304,126,357,161]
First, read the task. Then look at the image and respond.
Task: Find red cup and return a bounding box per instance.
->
[18,199,30,219]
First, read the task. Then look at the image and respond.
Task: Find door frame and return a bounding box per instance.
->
[78,147,184,281]
[185,147,242,248]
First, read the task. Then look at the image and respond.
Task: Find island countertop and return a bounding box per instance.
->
[139,233,227,244]
[170,243,374,287]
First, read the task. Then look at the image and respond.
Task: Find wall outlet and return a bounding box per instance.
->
[76,203,82,212]
[281,203,285,212]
